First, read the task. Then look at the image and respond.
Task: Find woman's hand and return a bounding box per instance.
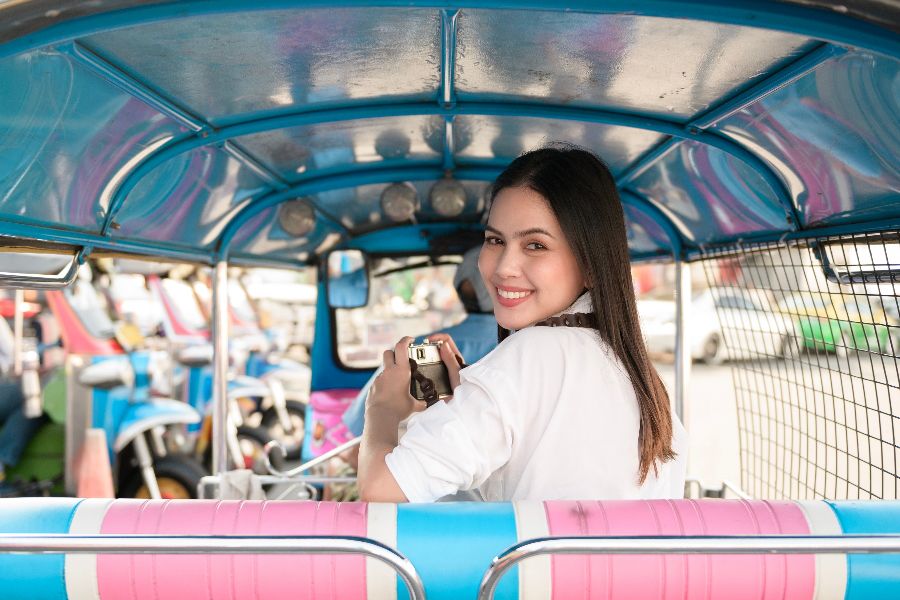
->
[366,336,420,421]
[424,332,465,391]
[359,336,419,502]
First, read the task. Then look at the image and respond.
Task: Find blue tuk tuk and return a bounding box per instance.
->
[0,1,898,598]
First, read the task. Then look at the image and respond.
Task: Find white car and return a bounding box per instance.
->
[639,288,797,364]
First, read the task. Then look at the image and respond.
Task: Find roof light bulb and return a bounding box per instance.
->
[277,199,316,237]
[429,177,467,217]
[381,182,419,222]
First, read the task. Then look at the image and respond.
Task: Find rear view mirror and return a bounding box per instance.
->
[0,247,80,289]
[327,250,369,309]
[814,237,900,284]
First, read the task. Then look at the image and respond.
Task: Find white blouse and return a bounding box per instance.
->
[386,294,688,502]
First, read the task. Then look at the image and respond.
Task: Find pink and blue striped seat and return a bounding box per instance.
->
[0,498,897,599]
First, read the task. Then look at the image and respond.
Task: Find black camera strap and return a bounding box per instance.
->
[534,312,597,329]
[414,313,596,406]
[409,352,465,407]
[409,359,439,406]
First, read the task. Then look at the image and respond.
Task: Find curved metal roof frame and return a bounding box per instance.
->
[107,98,797,246]
[212,40,856,261]
[0,0,898,267]
[64,24,766,259]
[3,1,898,57]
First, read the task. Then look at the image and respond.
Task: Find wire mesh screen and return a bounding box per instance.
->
[699,232,900,500]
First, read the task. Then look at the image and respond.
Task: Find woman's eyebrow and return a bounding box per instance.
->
[485,224,555,239]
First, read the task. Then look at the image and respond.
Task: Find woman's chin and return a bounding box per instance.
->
[496,312,530,331]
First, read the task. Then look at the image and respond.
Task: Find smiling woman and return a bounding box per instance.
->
[0,1,899,597]
[359,145,686,503]
[480,186,586,330]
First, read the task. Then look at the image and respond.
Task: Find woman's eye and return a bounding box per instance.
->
[525,241,546,251]
[484,236,503,246]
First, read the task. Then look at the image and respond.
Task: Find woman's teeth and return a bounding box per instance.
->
[497,288,531,299]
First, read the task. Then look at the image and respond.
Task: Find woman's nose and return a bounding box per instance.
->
[494,248,521,278]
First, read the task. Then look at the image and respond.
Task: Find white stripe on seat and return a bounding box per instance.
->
[797,501,847,600]
[66,499,115,600]
[366,503,398,600]
[514,501,552,600]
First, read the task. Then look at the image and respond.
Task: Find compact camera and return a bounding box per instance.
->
[408,341,453,402]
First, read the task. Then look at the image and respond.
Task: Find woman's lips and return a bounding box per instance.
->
[495,286,533,308]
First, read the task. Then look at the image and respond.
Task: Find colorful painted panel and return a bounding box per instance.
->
[716,50,900,228]
[112,147,268,248]
[0,48,185,231]
[631,141,789,244]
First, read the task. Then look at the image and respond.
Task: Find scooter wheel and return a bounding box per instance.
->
[259,400,307,460]
[119,455,208,499]
[237,425,286,474]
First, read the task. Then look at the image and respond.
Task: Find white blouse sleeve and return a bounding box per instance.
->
[385,362,519,503]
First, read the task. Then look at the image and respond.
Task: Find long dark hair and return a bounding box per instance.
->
[490,144,676,483]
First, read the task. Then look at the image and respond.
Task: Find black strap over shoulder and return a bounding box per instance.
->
[534,312,597,328]
[499,312,596,342]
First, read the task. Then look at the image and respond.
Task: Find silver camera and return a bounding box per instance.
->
[408,341,452,403]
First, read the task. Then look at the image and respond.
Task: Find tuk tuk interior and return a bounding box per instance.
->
[0,1,898,598]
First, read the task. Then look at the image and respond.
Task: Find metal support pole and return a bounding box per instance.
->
[211,260,230,486]
[673,258,692,425]
[0,534,426,600]
[477,534,900,600]
[440,9,460,108]
[12,289,24,376]
[132,432,162,500]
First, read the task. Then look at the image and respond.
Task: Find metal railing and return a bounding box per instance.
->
[197,474,358,500]
[684,478,752,500]
[264,436,361,478]
[0,533,425,600]
[478,534,900,600]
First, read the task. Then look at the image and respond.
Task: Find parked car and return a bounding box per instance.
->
[778,293,900,357]
[640,287,796,364]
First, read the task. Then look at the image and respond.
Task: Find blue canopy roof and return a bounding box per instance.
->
[0,1,897,267]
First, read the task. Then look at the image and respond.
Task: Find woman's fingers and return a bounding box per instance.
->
[367,338,418,421]
[426,332,465,365]
[438,339,462,390]
[392,337,413,374]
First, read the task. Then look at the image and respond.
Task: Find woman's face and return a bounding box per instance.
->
[479,186,586,330]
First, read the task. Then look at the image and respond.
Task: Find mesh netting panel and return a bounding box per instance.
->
[699,232,900,500]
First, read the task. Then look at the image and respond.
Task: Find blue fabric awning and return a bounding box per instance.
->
[0,1,897,266]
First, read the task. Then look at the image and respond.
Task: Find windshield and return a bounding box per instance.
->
[336,258,466,368]
[160,278,209,332]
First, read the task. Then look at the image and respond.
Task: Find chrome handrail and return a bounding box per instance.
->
[478,534,900,600]
[264,436,361,478]
[0,533,425,600]
[196,473,358,498]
